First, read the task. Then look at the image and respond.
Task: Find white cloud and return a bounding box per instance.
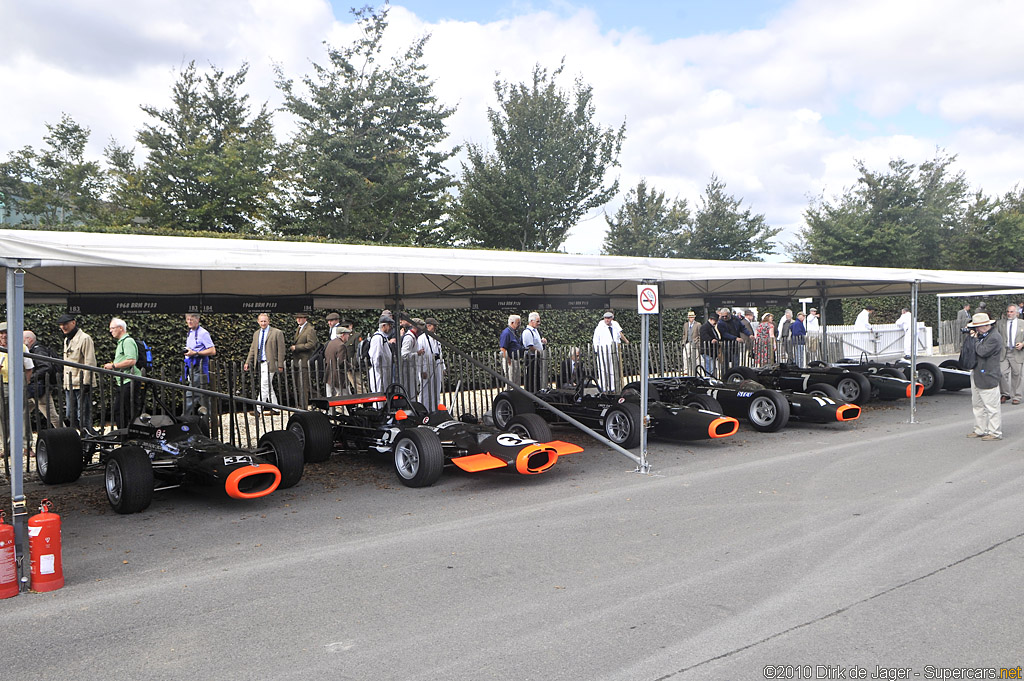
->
[2,0,1022,258]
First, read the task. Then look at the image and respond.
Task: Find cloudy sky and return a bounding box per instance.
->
[2,0,1022,257]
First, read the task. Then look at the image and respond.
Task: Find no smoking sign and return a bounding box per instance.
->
[637,285,659,314]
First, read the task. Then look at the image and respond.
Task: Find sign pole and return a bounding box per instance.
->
[636,283,659,474]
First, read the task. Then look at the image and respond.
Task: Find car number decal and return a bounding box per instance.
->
[496,433,539,447]
[736,391,753,397]
[155,428,165,440]
[812,396,834,406]
[800,374,811,390]
[223,455,254,465]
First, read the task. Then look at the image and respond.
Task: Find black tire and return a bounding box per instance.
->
[915,362,944,395]
[392,428,444,488]
[36,427,84,484]
[724,366,758,385]
[259,430,305,489]
[746,390,790,432]
[492,391,534,429]
[287,411,334,463]
[939,359,962,370]
[809,360,829,367]
[603,402,641,448]
[682,394,723,413]
[877,367,907,380]
[505,413,552,442]
[836,372,872,404]
[806,383,844,401]
[105,445,154,514]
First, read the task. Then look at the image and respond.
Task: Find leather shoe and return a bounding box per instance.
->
[981,434,1002,441]
[966,432,982,438]
[1014,399,1021,405]
[1000,395,1009,403]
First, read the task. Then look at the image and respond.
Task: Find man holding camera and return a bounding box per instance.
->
[963,312,1003,440]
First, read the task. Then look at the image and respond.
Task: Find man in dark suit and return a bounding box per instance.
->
[559,346,584,387]
[244,313,286,414]
[290,312,318,408]
[698,312,721,376]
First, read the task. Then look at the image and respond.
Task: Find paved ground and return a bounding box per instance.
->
[3,388,1022,681]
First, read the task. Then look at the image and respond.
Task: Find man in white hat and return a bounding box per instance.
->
[592,311,628,392]
[964,312,1003,440]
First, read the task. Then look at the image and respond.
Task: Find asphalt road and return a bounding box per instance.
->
[3,390,1022,681]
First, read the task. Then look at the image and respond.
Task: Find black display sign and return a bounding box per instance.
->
[471,296,611,311]
[67,295,315,315]
[707,296,789,309]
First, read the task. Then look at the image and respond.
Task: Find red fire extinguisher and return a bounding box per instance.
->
[28,499,64,592]
[0,511,18,599]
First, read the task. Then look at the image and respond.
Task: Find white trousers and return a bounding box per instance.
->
[259,362,279,407]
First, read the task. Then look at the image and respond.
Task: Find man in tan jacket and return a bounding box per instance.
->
[290,312,318,408]
[244,313,286,414]
[58,313,97,433]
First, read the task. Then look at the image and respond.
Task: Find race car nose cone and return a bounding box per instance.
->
[708,416,739,438]
[225,464,282,499]
[836,403,861,421]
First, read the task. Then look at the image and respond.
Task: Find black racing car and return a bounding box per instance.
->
[289,383,584,488]
[724,363,921,404]
[35,413,304,514]
[624,375,860,431]
[830,355,964,395]
[491,379,739,448]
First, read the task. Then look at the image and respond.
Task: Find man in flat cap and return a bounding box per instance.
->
[290,311,318,408]
[56,313,98,433]
[326,312,342,341]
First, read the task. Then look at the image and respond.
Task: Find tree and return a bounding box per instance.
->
[943,186,1024,272]
[602,179,688,257]
[275,6,457,245]
[456,61,626,252]
[126,61,277,233]
[794,153,970,268]
[0,113,105,226]
[684,175,780,261]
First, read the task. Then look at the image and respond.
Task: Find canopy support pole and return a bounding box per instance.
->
[910,279,920,423]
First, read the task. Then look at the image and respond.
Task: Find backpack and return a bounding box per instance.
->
[27,342,58,397]
[309,342,326,375]
[134,337,154,372]
[958,335,977,370]
[358,336,373,364]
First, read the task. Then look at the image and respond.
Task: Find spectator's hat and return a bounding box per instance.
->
[603,311,614,318]
[425,317,439,327]
[687,310,696,318]
[967,312,994,327]
[295,311,308,319]
[326,312,340,321]
[338,327,351,336]
[379,315,395,325]
[411,317,425,327]
[56,313,77,324]
[761,312,772,321]
[0,322,7,332]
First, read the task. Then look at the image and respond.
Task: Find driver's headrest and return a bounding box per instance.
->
[737,379,765,391]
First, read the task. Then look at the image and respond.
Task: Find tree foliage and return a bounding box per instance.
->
[275,6,457,245]
[602,179,688,257]
[120,61,277,233]
[456,61,625,252]
[0,113,105,226]
[794,153,970,268]
[684,175,780,261]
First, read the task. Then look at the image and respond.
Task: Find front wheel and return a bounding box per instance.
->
[603,402,641,448]
[746,390,790,432]
[806,383,844,401]
[393,428,444,488]
[492,392,533,429]
[724,367,757,385]
[258,431,305,489]
[105,446,154,514]
[682,394,723,413]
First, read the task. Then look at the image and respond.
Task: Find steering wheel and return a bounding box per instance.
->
[694,363,712,379]
[383,382,412,413]
[574,375,603,398]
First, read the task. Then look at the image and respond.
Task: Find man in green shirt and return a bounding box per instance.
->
[103,317,141,428]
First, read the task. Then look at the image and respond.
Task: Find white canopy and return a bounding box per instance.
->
[2,229,1022,309]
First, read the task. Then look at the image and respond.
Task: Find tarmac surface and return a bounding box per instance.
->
[3,387,1022,681]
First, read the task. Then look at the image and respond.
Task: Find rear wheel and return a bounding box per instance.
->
[914,362,944,395]
[286,411,334,463]
[36,427,84,484]
[939,359,962,369]
[682,394,723,413]
[836,373,871,404]
[746,390,790,432]
[877,367,907,380]
[492,392,533,429]
[724,367,758,385]
[105,445,154,514]
[392,428,444,488]
[806,383,844,401]
[258,431,305,489]
[603,402,641,448]
[506,413,552,442]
